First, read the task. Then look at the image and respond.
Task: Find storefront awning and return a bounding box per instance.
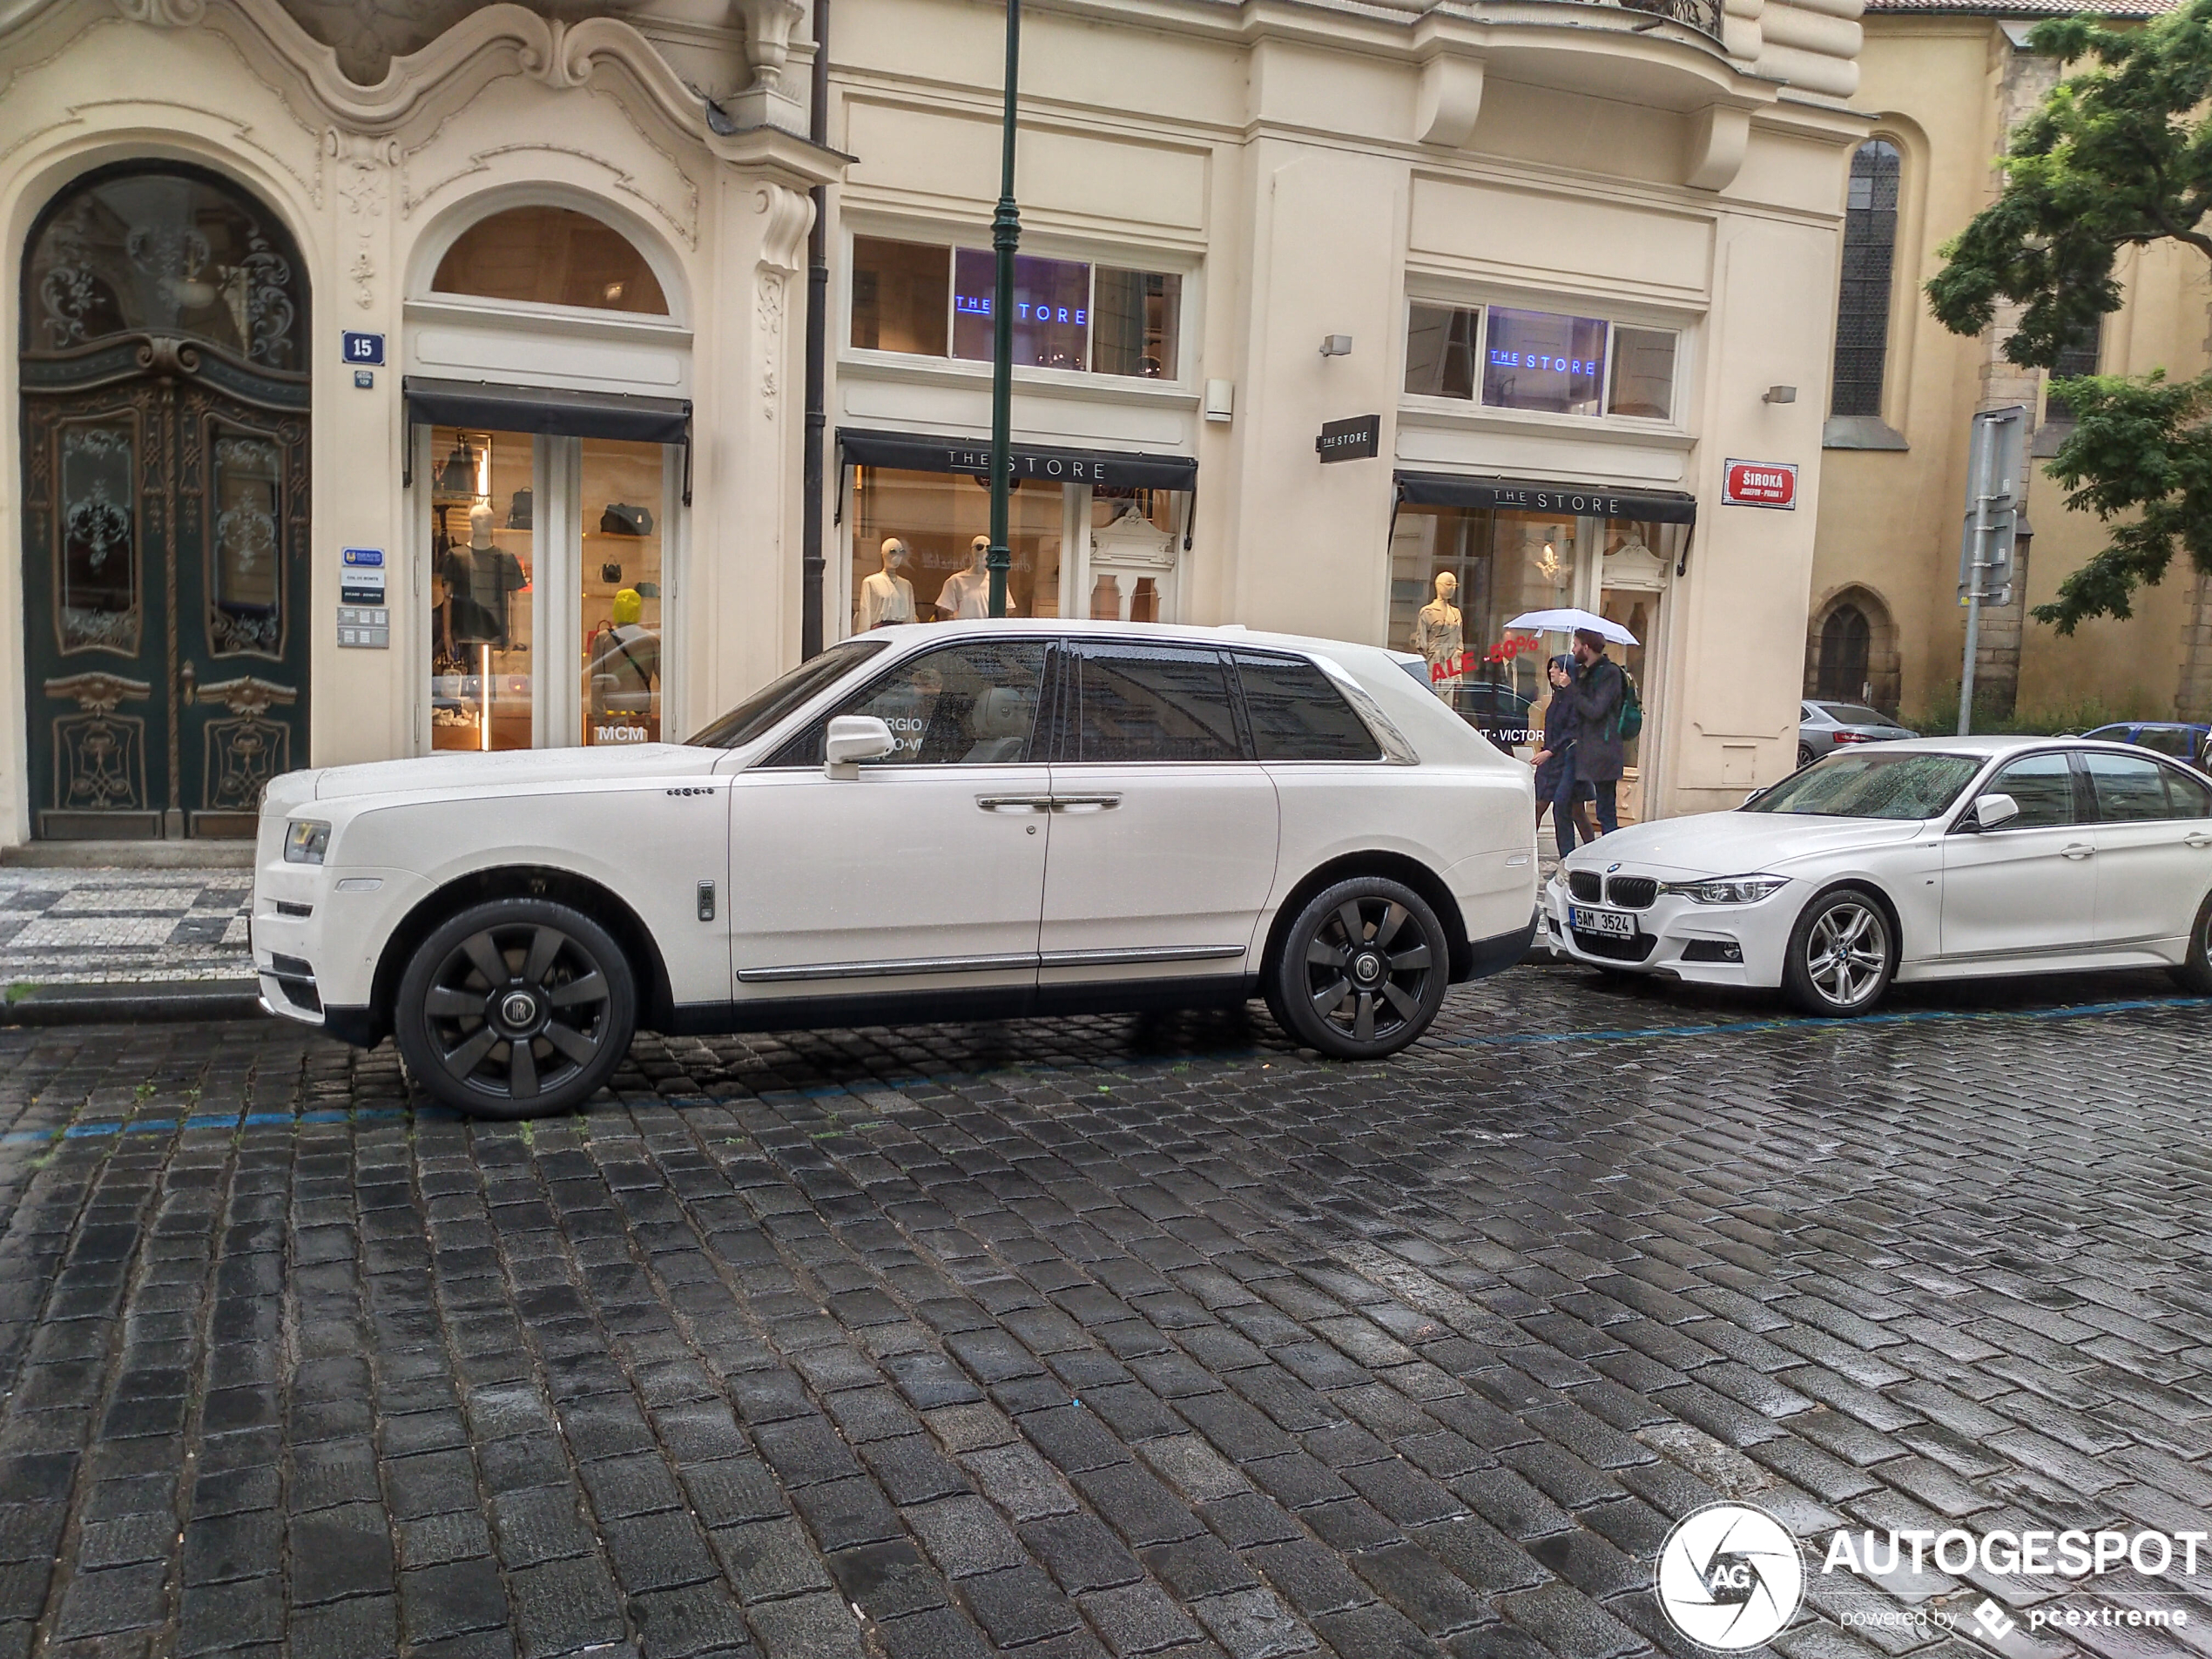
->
[404,377,693,501]
[1394,470,1697,524]
[839,428,1198,492]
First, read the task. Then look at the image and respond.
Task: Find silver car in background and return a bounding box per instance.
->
[1797,700,1918,769]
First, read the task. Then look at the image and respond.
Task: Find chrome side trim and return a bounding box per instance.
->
[738,943,1250,983]
[738,951,1042,984]
[1037,944,1247,968]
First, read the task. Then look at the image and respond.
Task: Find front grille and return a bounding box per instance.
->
[1606,876,1658,909]
[1568,871,1602,902]
[1573,929,1656,962]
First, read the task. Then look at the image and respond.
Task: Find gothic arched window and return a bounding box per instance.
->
[1830,140,1901,420]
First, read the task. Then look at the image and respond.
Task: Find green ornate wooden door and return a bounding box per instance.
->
[20,162,310,840]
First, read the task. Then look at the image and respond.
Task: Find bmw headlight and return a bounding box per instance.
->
[1662,874,1787,905]
[284,819,331,865]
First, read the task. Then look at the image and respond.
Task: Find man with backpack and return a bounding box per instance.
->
[1567,626,1640,837]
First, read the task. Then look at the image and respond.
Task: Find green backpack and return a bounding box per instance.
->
[1612,666,1643,744]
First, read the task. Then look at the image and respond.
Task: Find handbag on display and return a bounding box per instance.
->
[600,502,653,536]
[508,489,533,530]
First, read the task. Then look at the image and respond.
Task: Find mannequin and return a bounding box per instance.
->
[935,536,995,620]
[442,502,529,649]
[858,537,917,631]
[1412,570,1465,697]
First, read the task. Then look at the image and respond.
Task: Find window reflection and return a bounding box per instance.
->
[580,438,664,745]
[430,427,534,751]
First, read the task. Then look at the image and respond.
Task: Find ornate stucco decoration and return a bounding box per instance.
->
[753,182,813,419]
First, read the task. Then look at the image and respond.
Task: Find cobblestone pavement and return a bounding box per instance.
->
[0,964,2206,1659]
[0,870,251,988]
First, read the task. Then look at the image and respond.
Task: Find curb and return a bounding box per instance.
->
[3,978,265,1026]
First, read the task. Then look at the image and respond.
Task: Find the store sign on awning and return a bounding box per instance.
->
[838,428,1197,492]
[1394,470,1697,523]
[1722,459,1798,509]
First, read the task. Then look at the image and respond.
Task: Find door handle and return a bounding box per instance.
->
[1050,795,1122,813]
[2187,833,2212,849]
[976,796,1053,813]
[2060,843,2095,860]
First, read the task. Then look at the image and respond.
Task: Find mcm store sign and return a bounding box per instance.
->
[1656,1504,2206,1651]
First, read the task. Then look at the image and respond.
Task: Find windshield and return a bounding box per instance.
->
[1817,704,1889,727]
[1743,750,1982,819]
[687,638,886,749]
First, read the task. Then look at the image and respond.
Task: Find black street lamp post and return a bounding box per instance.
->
[986,0,1021,617]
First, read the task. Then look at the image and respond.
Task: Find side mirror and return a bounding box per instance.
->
[825,715,896,779]
[1966,791,2020,833]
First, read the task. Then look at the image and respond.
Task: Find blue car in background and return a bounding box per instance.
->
[2083,721,2212,773]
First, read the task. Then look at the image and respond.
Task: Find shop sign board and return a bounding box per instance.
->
[1316,415,1380,462]
[340,547,386,604]
[1722,460,1797,509]
[341,331,384,366]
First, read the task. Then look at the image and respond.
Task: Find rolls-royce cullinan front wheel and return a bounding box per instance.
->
[395,898,637,1119]
[1271,876,1449,1060]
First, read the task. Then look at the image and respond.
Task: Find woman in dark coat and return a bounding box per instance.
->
[1532,654,1595,858]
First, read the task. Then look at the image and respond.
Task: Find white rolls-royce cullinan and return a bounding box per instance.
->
[253,622,1538,1116]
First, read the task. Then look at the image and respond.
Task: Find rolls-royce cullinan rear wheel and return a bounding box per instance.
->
[395,898,636,1119]
[1271,876,1449,1060]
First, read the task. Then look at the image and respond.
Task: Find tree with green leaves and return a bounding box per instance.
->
[1927,0,2212,632]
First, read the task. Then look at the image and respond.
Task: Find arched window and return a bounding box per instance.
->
[432,206,668,315]
[1817,604,1873,702]
[1830,140,1900,419]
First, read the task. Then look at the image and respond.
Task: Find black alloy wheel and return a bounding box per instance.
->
[1271,876,1449,1059]
[1781,887,1895,1016]
[395,898,636,1118]
[2174,889,2212,994]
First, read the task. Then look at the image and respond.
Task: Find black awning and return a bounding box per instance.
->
[1394,470,1697,524]
[839,427,1197,492]
[405,377,692,501]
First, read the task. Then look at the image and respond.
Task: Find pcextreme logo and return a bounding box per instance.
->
[1656,1504,1806,1650]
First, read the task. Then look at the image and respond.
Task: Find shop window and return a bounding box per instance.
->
[580,438,666,746]
[1830,140,1901,419]
[433,206,668,315]
[1484,307,1607,415]
[851,237,949,355]
[1608,328,1677,420]
[1405,304,1480,399]
[1403,304,1674,422]
[850,467,1065,629]
[847,237,1181,380]
[430,426,536,751]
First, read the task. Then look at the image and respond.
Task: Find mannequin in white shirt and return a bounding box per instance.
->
[935,536,997,621]
[857,537,917,630]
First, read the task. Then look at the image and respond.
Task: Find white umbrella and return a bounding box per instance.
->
[1502,607,1638,647]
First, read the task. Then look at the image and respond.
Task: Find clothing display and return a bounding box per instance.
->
[1412,574,1465,694]
[858,568,915,629]
[442,543,529,648]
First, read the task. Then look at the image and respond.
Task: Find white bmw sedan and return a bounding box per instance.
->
[254,621,1537,1116]
[1545,736,2212,1015]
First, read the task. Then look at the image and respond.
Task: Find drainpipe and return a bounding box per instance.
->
[800,0,831,658]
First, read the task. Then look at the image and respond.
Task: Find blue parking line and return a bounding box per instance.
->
[62,1123,119,1138]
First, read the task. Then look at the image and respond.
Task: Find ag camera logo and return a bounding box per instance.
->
[1656,1502,1805,1650]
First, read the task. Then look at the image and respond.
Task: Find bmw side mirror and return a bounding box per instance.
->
[1965,791,2020,833]
[825,715,896,779]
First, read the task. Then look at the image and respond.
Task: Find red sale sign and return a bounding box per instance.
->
[1723,460,1797,509]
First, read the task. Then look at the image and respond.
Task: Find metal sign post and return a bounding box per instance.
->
[1957,405,2027,735]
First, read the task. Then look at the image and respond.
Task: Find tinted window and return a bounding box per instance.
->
[2087,751,2178,822]
[2168,765,2212,819]
[694,638,886,749]
[1743,752,1981,820]
[1986,752,2074,830]
[1819,704,1888,727]
[2138,726,2191,758]
[767,639,1045,767]
[1235,654,1381,762]
[2082,725,2134,742]
[1073,644,1240,762]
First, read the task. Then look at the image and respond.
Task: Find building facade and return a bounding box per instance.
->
[0,0,1865,849]
[1811,0,2212,730]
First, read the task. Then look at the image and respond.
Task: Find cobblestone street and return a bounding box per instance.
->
[0,966,2206,1659]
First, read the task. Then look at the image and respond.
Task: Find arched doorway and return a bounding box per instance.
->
[20,162,310,839]
[1805,586,1899,711]
[1817,604,1871,701]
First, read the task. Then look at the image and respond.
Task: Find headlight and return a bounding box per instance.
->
[284,820,331,865]
[1662,874,1787,905]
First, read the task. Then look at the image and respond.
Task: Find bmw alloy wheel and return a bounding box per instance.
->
[1784,891,1893,1015]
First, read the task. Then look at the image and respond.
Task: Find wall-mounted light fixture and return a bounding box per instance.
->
[1763,385,1797,404]
[1319,334,1353,358]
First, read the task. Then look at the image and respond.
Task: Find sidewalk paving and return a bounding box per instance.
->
[0,867,253,990]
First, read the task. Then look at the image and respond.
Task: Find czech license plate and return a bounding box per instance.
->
[1570,905,1635,941]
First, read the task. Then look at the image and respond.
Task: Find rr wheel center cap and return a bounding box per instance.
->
[1352,951,1385,986]
[497,990,542,1032]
